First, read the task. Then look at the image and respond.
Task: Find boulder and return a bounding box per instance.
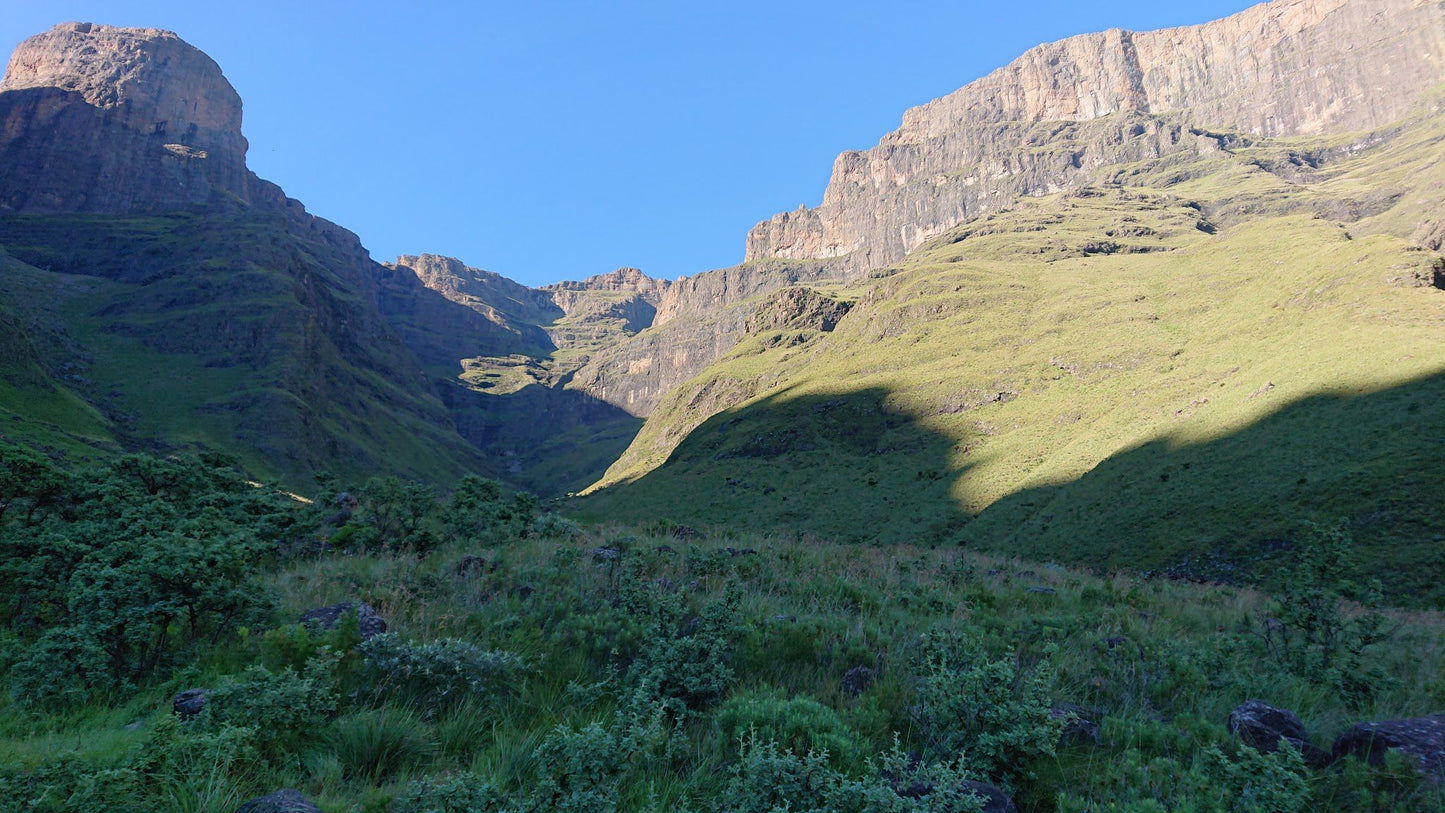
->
[236,789,323,813]
[299,601,387,640]
[1229,700,1309,752]
[1052,703,1101,746]
[1332,713,1445,781]
[172,688,210,719]
[841,665,875,696]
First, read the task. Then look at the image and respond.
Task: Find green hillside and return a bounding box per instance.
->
[0,211,492,485]
[578,112,1445,605]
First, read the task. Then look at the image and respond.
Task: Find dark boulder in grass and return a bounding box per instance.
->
[1052,702,1102,746]
[841,665,875,696]
[236,788,323,813]
[1332,713,1445,781]
[1229,700,1317,759]
[172,688,210,719]
[299,601,387,640]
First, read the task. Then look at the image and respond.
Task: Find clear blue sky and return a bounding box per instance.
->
[1,0,1257,286]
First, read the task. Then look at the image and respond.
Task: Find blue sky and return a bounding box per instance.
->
[1,1,1257,286]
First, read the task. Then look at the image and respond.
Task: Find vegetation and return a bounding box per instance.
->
[579,186,1445,607]
[1,449,1442,811]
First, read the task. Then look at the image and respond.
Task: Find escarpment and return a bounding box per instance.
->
[745,0,1445,272]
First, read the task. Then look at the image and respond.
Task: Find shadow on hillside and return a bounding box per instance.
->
[443,379,643,498]
[962,373,1445,605]
[588,372,1445,606]
[583,386,975,545]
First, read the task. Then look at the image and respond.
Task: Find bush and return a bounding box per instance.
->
[621,580,742,714]
[207,653,340,757]
[715,691,866,769]
[530,722,625,813]
[910,632,1060,784]
[391,771,507,813]
[360,634,524,710]
[1263,522,1393,707]
[8,625,112,708]
[721,735,986,813]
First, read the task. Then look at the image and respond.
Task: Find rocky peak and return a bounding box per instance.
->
[0,22,257,212]
[1,22,244,152]
[543,267,670,304]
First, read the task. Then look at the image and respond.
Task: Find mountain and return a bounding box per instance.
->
[2,1,1444,602]
[575,0,1445,604]
[380,253,668,494]
[0,23,495,483]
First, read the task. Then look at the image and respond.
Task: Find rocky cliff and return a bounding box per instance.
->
[0,23,278,213]
[745,0,1445,271]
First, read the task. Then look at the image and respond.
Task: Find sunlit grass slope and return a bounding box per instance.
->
[580,125,1445,603]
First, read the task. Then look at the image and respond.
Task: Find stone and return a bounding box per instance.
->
[591,545,621,563]
[1052,703,1101,746]
[299,601,387,640]
[1332,713,1445,781]
[841,665,875,696]
[1229,700,1316,758]
[235,789,323,813]
[0,22,261,213]
[172,688,210,719]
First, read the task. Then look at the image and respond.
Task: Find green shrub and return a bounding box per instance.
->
[8,625,112,708]
[715,691,866,769]
[530,722,625,813]
[1263,522,1393,707]
[721,735,985,813]
[391,771,508,813]
[360,634,524,711]
[911,632,1060,784]
[207,653,340,757]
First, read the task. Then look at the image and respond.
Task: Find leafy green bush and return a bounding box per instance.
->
[721,735,985,813]
[360,633,524,710]
[910,632,1060,784]
[530,721,625,813]
[621,580,742,714]
[715,691,866,769]
[1263,522,1393,707]
[8,625,112,708]
[391,771,508,813]
[207,653,340,757]
[438,475,538,547]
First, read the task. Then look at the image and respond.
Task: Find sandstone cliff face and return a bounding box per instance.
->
[0,23,274,213]
[746,0,1445,270]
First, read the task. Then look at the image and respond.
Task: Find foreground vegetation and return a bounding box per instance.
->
[1,449,1442,811]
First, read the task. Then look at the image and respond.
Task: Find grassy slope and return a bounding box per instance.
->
[5,527,1441,810]
[0,213,491,485]
[578,113,1445,604]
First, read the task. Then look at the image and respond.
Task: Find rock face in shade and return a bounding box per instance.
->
[0,22,277,213]
[744,0,1445,272]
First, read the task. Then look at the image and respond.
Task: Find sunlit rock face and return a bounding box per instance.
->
[745,0,1445,272]
[0,22,271,212]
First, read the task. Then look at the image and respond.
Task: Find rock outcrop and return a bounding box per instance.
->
[745,0,1445,272]
[0,22,274,213]
[1332,713,1445,780]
